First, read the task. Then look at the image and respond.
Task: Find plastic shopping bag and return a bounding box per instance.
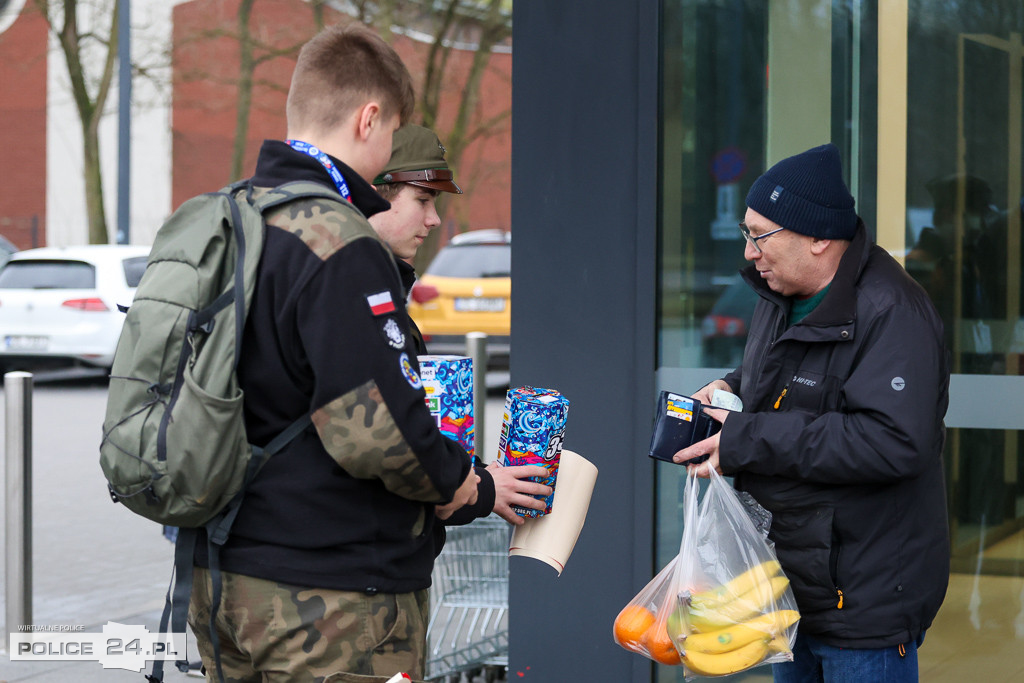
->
[614,468,799,677]
[612,553,685,665]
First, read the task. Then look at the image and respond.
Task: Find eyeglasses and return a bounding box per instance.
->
[738,222,785,253]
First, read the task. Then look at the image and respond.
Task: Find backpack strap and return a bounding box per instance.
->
[252,180,403,285]
[146,527,198,682]
[251,179,368,218]
[154,188,252,473]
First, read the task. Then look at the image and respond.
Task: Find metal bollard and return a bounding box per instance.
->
[5,371,33,647]
[465,332,488,463]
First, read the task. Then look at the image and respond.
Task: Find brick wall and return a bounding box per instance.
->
[0,2,47,249]
[172,0,511,238]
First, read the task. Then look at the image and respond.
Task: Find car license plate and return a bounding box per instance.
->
[454,297,505,312]
[5,335,49,351]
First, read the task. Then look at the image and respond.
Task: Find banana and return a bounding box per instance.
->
[687,576,791,632]
[742,574,792,608]
[689,560,782,611]
[682,637,770,676]
[683,609,800,654]
[768,632,793,655]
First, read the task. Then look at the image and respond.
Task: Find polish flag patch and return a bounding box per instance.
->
[367,291,396,316]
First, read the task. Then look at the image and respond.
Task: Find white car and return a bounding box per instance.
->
[0,245,150,371]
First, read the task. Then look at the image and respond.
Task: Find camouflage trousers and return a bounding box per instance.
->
[188,567,429,683]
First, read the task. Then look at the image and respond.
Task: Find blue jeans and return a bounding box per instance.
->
[772,630,924,683]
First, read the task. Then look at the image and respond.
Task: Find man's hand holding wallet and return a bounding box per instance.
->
[648,385,741,476]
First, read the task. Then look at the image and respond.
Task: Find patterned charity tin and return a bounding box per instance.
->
[418,355,475,457]
[497,386,570,517]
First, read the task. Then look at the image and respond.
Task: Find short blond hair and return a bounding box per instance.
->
[286,24,415,135]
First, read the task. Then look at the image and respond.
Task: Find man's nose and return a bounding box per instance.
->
[743,239,760,260]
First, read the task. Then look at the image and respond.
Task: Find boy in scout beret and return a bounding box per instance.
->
[370,123,463,260]
[370,125,553,529]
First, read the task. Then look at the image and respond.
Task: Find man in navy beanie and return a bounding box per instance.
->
[674,143,951,682]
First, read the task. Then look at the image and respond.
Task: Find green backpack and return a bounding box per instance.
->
[100,179,357,525]
[99,178,359,682]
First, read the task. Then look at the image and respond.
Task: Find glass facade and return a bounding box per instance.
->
[657,1,1023,680]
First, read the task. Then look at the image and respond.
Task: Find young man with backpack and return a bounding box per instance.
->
[178,26,479,681]
[369,124,552,527]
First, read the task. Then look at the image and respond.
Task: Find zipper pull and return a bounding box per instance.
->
[773,385,789,410]
[836,589,844,609]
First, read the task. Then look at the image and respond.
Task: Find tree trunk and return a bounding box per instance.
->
[230,0,256,182]
[413,0,510,272]
[83,123,109,244]
[443,0,506,173]
[311,0,327,30]
[420,0,460,130]
[37,0,120,244]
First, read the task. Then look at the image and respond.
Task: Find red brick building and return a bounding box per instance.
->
[0,1,48,249]
[0,1,511,248]
[172,0,512,238]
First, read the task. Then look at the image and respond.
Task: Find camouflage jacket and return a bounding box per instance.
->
[196,140,472,594]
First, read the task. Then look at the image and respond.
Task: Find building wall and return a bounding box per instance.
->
[0,1,47,249]
[44,0,174,247]
[1,0,508,249]
[508,2,659,680]
[172,0,512,236]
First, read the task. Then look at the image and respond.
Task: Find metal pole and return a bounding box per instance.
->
[465,332,488,463]
[116,0,132,244]
[5,372,33,646]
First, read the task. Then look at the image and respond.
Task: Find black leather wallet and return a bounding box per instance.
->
[648,391,721,464]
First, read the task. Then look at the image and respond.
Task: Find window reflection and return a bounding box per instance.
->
[658,1,1023,681]
[658,0,767,370]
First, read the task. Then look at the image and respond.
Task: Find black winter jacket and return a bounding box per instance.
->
[196,141,473,594]
[719,222,950,649]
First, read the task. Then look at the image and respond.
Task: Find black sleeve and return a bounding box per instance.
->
[301,236,472,503]
[443,466,497,526]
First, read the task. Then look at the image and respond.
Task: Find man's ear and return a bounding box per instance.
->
[810,238,832,255]
[355,101,382,141]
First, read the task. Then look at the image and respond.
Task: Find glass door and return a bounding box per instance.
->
[904,3,1024,677]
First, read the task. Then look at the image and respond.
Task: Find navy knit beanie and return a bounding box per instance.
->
[745,143,858,240]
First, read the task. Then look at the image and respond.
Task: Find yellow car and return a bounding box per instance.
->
[407,230,510,366]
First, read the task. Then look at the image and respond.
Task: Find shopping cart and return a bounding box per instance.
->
[426,515,510,681]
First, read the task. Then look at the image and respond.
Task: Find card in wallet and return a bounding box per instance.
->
[648,391,721,464]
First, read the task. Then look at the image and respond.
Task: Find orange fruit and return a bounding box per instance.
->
[642,621,681,666]
[614,605,656,649]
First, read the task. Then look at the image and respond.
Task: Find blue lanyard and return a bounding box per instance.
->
[285,139,352,202]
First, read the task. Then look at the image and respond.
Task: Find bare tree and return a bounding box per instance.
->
[372,0,512,269]
[229,0,329,181]
[175,0,511,268]
[420,0,511,173]
[357,0,512,176]
[33,0,120,244]
[232,0,258,182]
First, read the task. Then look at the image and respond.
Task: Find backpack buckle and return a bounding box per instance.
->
[143,486,161,506]
[107,484,121,504]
